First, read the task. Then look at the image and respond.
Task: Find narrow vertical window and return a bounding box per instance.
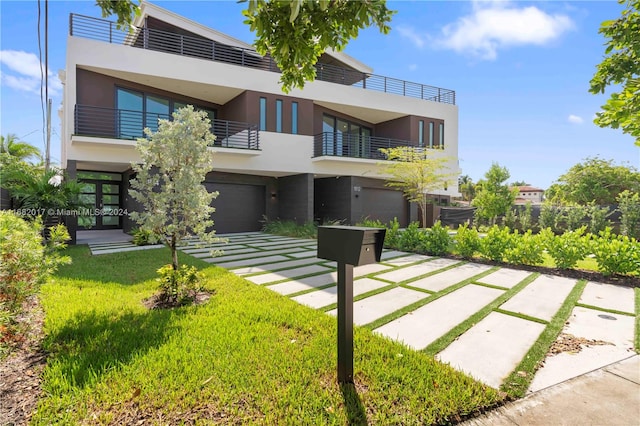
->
[439,123,444,147]
[418,120,424,147]
[291,102,298,134]
[428,122,434,148]
[259,97,267,131]
[276,99,283,133]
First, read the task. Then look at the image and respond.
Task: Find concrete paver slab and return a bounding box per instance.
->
[246,264,333,285]
[500,275,576,321]
[409,263,492,292]
[203,255,290,268]
[529,307,636,392]
[291,278,390,309]
[182,244,247,254]
[382,254,432,266]
[375,284,504,350]
[266,272,337,295]
[233,258,323,275]
[579,281,635,314]
[476,268,532,289]
[437,312,546,389]
[287,250,318,258]
[375,258,459,283]
[189,248,256,259]
[327,287,429,326]
[209,247,308,264]
[90,244,164,255]
[380,250,410,260]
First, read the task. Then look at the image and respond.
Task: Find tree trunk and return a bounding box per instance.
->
[421,199,427,229]
[171,235,178,270]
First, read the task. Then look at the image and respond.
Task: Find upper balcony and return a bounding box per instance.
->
[74,104,259,150]
[69,14,456,105]
[313,132,443,161]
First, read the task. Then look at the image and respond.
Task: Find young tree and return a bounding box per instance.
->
[379,146,453,228]
[589,0,640,146]
[458,174,476,201]
[550,157,640,205]
[96,0,395,93]
[129,106,220,271]
[472,163,517,225]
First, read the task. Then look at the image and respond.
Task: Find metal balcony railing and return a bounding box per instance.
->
[69,14,456,105]
[74,105,260,150]
[313,132,441,160]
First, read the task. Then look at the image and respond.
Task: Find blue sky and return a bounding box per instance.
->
[1,0,638,189]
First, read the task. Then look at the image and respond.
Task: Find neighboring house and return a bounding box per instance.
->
[513,186,544,204]
[61,1,460,242]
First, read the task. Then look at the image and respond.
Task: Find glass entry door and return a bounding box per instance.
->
[79,179,122,229]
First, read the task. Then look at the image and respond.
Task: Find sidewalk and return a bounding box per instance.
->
[464,355,640,426]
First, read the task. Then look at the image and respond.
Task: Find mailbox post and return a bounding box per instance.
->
[317,226,386,384]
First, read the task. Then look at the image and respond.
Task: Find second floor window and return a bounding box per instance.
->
[428,122,434,148]
[418,120,424,147]
[259,97,267,131]
[292,102,298,134]
[276,99,283,133]
[439,123,444,147]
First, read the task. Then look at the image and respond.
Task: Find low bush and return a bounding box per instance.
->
[156,264,204,306]
[618,190,640,240]
[132,228,158,246]
[591,228,640,276]
[541,227,591,269]
[262,219,318,239]
[399,222,426,253]
[585,204,612,235]
[0,212,70,354]
[385,217,401,249]
[504,230,544,266]
[454,223,481,258]
[421,221,452,256]
[479,225,514,262]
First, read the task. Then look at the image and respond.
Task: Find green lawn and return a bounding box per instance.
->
[34,246,504,425]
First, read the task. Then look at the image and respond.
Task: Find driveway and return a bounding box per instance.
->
[177,232,637,392]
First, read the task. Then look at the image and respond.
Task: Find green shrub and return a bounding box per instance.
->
[519,202,534,232]
[504,230,544,266]
[617,190,640,240]
[538,204,562,234]
[479,225,514,262]
[541,227,590,269]
[156,264,204,306]
[399,222,426,253]
[385,217,401,249]
[585,204,612,235]
[591,228,640,276]
[454,223,481,259]
[262,219,318,239]
[421,221,452,256]
[502,208,517,230]
[0,212,70,353]
[357,218,385,228]
[564,206,587,232]
[132,228,158,246]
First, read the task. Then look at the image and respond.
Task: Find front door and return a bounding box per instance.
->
[79,179,122,229]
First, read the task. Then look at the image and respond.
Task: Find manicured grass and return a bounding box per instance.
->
[540,253,599,272]
[34,246,503,424]
[500,280,588,398]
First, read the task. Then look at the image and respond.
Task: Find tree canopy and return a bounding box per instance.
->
[1,134,41,163]
[547,157,640,205]
[129,106,220,271]
[472,163,516,225]
[589,0,640,146]
[379,146,453,227]
[95,0,395,93]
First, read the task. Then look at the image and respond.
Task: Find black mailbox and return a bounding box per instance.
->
[317,226,386,266]
[317,225,386,384]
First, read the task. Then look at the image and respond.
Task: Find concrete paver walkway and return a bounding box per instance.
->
[174,232,637,398]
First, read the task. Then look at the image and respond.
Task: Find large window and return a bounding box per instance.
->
[418,120,424,147]
[115,87,216,139]
[275,99,283,133]
[291,102,298,134]
[439,123,444,147]
[322,114,372,158]
[428,122,434,148]
[259,97,267,131]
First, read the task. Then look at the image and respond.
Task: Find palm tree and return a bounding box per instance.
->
[458,174,476,201]
[0,134,42,162]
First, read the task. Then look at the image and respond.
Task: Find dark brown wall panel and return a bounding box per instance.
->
[375,116,412,142]
[277,174,313,224]
[314,176,353,224]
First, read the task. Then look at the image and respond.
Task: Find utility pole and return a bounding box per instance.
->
[44,0,51,171]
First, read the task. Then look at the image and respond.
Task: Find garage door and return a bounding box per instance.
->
[361,188,407,226]
[205,183,265,233]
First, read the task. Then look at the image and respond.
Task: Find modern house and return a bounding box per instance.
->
[513,186,544,204]
[60,1,460,242]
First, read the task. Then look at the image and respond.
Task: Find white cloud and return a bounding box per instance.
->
[396,26,426,49]
[0,50,61,95]
[434,2,574,60]
[568,114,584,124]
